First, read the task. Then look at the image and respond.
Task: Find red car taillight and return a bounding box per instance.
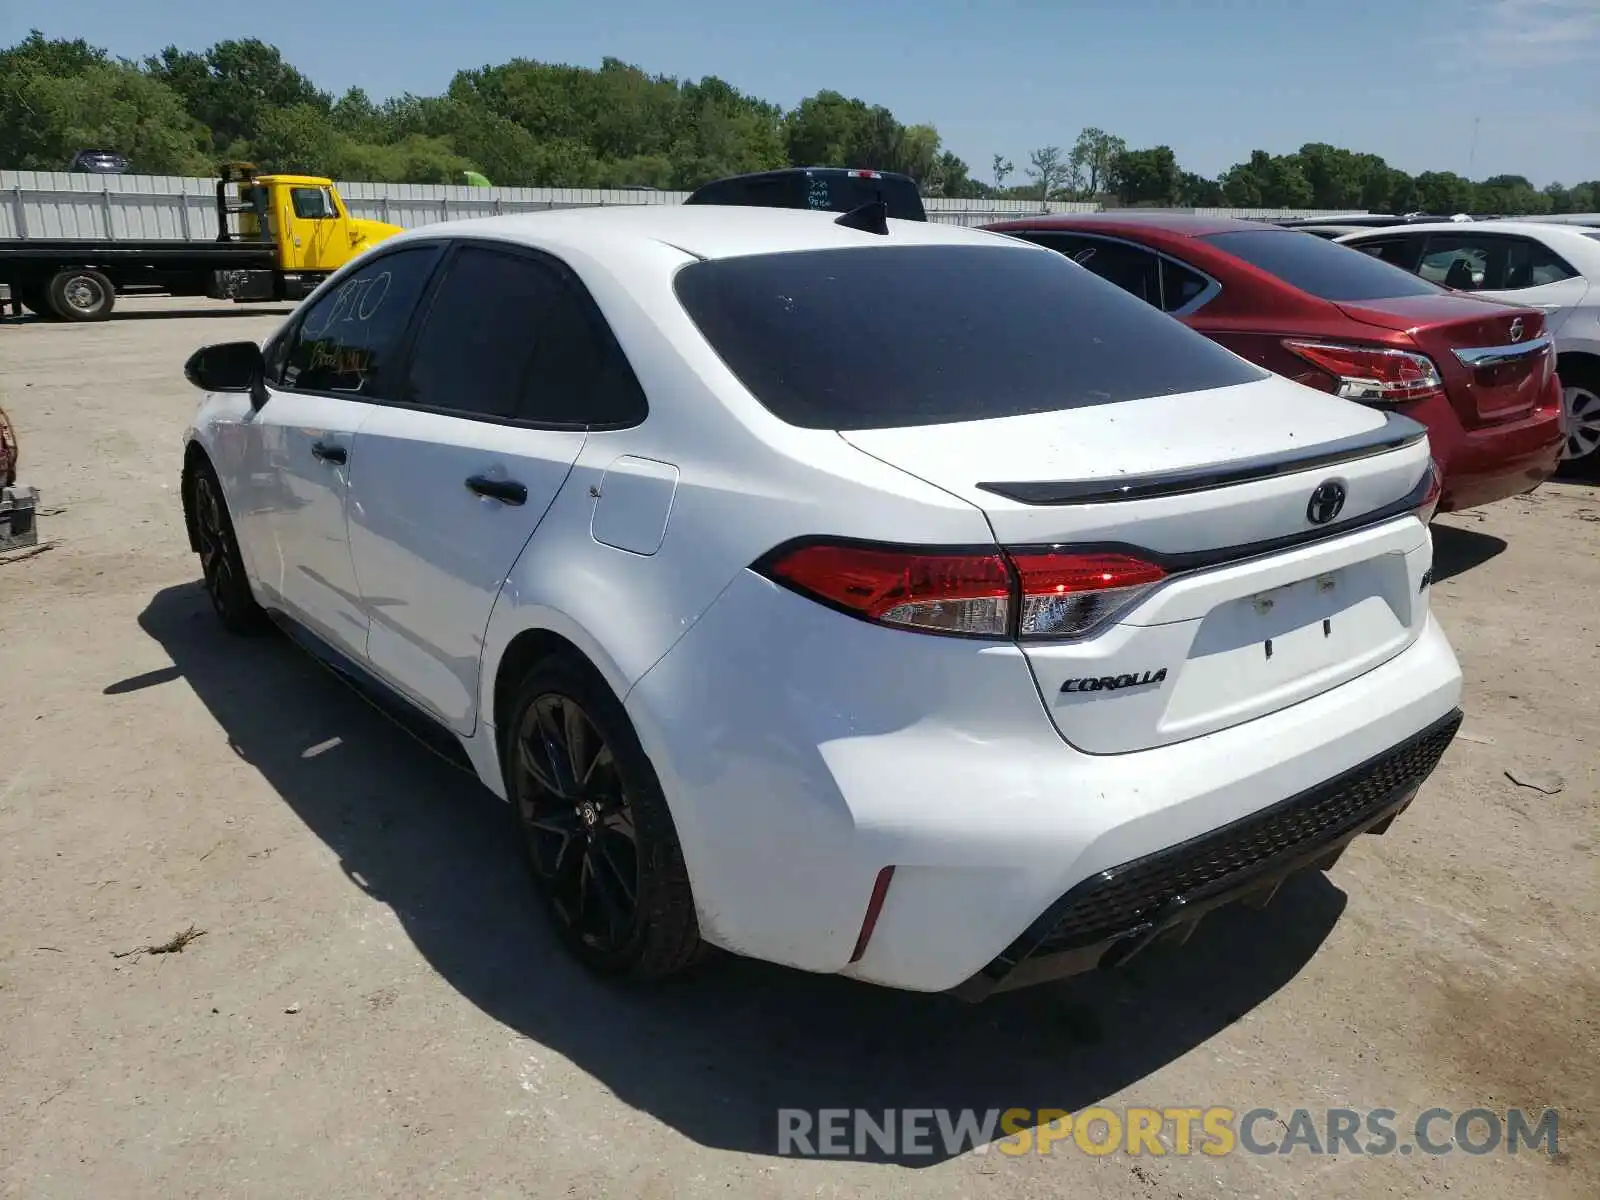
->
[1283,340,1446,404]
[758,542,1167,640]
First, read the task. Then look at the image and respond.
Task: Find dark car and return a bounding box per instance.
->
[67,150,130,175]
[684,167,927,222]
[984,212,1563,513]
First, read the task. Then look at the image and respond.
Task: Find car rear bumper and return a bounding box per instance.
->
[950,706,1460,999]
[1410,381,1564,512]
[625,569,1464,995]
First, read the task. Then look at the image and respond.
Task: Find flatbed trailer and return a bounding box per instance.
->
[0,164,402,321]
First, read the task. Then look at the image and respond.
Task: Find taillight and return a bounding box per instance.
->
[756,541,1166,640]
[1007,551,1167,639]
[1416,458,1443,524]
[1283,340,1445,404]
[762,543,1013,636]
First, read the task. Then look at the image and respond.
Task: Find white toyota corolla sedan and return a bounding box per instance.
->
[179,203,1463,999]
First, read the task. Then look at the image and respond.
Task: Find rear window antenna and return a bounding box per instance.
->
[835,199,889,235]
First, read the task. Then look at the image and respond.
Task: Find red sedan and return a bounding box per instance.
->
[983,213,1563,513]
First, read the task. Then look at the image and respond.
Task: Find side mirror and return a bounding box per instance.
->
[184,341,267,409]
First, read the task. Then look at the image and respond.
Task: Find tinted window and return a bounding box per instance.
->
[801,172,925,221]
[402,243,646,426]
[1349,236,1421,271]
[1020,232,1212,314]
[281,246,440,396]
[1205,229,1443,301]
[673,244,1267,430]
[1418,233,1575,291]
[688,171,926,221]
[1020,233,1160,306]
[1160,257,1211,312]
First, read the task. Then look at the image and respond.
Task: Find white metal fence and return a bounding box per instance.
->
[0,170,1366,241]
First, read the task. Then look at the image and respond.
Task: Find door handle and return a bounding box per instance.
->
[465,475,527,505]
[311,441,347,465]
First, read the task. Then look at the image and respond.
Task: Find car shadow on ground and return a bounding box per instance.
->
[1430,522,1508,583]
[132,581,1349,1166]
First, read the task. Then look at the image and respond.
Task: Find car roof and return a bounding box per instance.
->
[985,211,1278,238]
[386,203,1016,262]
[1339,219,1592,239]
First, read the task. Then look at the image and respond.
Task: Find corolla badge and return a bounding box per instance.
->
[1060,668,1168,694]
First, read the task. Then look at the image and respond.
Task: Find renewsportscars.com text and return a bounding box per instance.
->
[776,1106,1560,1158]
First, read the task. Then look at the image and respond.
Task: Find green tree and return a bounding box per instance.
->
[1069,127,1126,198]
[0,52,210,173]
[147,38,329,157]
[1413,170,1474,214]
[1026,145,1069,200]
[1179,171,1224,206]
[1296,142,1365,209]
[1112,146,1181,205]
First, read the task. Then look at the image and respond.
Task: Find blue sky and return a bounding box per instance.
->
[6,0,1596,186]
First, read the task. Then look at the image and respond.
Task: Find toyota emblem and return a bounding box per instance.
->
[1306,480,1347,526]
[1509,317,1524,342]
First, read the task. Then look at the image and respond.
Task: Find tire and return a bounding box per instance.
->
[46,268,115,322]
[1559,359,1600,478]
[187,458,266,634]
[503,652,703,981]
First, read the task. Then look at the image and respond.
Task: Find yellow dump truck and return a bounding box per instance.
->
[0,163,403,322]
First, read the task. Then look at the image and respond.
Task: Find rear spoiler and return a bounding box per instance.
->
[976,412,1427,506]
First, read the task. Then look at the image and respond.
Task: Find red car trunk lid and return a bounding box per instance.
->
[1336,296,1553,426]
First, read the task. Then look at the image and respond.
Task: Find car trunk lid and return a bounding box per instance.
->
[840,377,1436,754]
[1336,295,1555,426]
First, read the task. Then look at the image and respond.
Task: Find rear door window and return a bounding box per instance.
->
[1204,228,1443,301]
[673,243,1266,430]
[1018,231,1211,314]
[1418,233,1576,290]
[401,242,647,426]
[1015,232,1160,306]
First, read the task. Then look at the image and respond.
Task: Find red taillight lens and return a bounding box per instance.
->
[763,543,1013,636]
[1008,551,1167,639]
[1283,340,1445,404]
[1416,458,1443,524]
[759,542,1166,639]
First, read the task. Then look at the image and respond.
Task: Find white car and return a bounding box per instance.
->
[1337,220,1600,469]
[179,204,1462,999]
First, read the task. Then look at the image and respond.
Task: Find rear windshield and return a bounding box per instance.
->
[1205,229,1443,301]
[690,172,927,221]
[800,173,926,221]
[673,244,1268,430]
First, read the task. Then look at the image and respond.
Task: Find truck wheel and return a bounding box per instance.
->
[46,269,115,322]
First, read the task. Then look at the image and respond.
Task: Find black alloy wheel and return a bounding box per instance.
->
[505,655,703,980]
[514,692,642,959]
[191,463,264,633]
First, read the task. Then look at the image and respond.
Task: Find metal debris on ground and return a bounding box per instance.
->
[1504,766,1565,795]
[111,924,207,961]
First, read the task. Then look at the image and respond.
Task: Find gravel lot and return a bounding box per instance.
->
[1,297,1595,1199]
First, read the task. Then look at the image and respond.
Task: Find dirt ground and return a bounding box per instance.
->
[0,297,1595,1199]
